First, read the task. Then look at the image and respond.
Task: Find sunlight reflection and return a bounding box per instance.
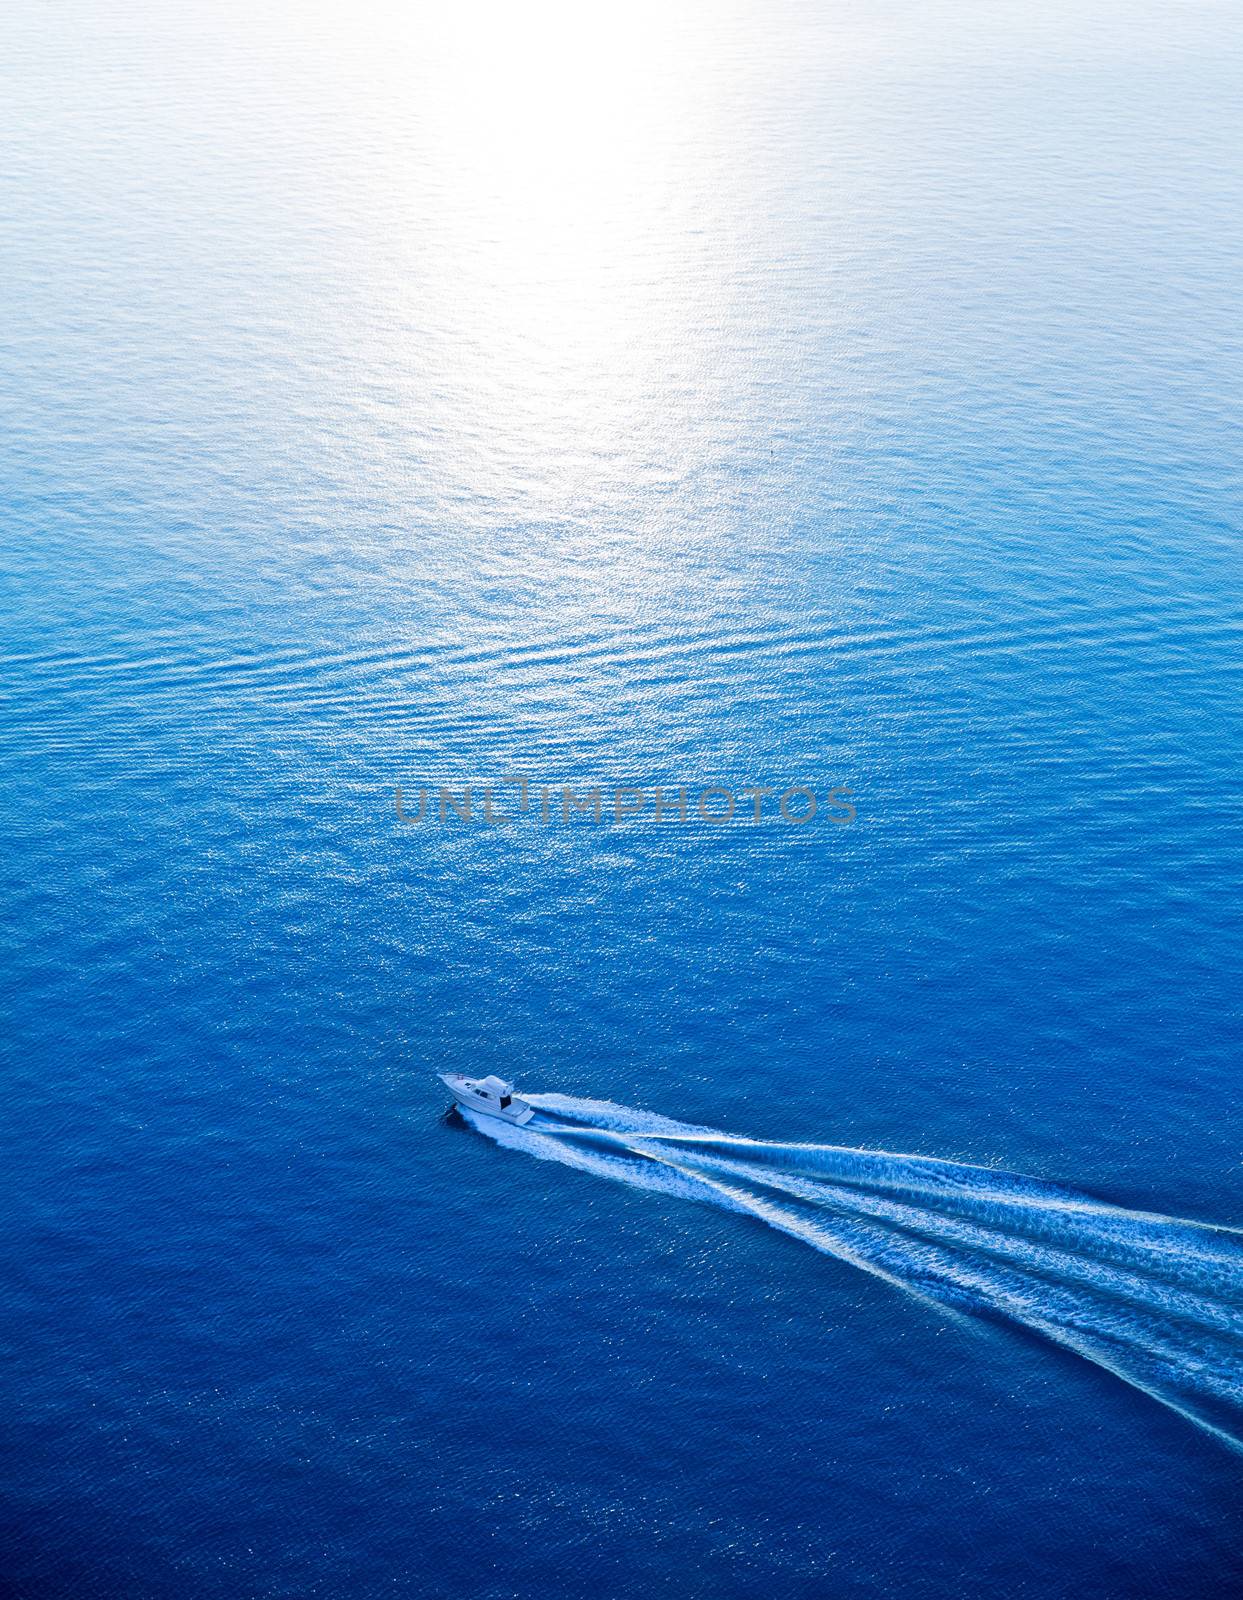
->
[384,1,735,509]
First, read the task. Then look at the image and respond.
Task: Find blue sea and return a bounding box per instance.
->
[2,2,1242,1595]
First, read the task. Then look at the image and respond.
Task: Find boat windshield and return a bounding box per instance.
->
[499,1095,512,1108]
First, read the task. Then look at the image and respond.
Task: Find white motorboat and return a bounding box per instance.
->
[440,1073,535,1125]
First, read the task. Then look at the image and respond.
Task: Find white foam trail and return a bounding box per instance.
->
[460,1096,1243,1450]
[458,1106,750,1213]
[649,1143,1243,1343]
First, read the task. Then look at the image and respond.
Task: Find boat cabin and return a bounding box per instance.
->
[469,1075,516,1110]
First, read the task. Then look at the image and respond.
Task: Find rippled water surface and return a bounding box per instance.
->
[2,2,1242,1596]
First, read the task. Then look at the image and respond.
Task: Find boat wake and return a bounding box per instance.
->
[459,1094,1243,1450]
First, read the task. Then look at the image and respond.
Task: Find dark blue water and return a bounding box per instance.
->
[3,2,1242,1595]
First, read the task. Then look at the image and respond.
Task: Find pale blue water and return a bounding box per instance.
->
[2,1,1243,1595]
